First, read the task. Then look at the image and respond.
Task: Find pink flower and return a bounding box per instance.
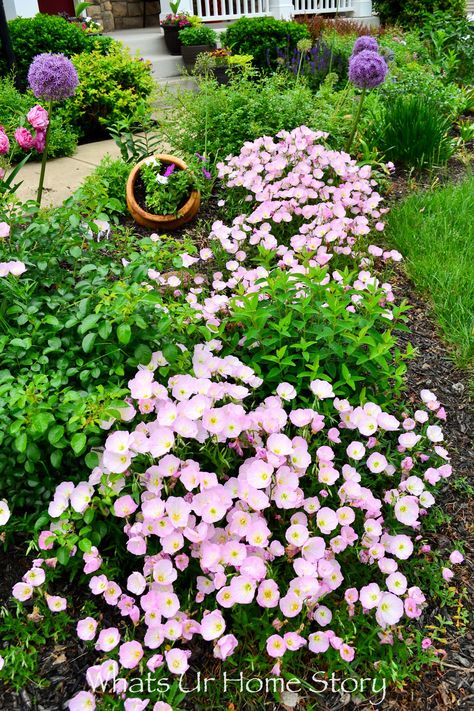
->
[366,452,388,473]
[76,617,98,641]
[442,567,454,581]
[214,633,238,659]
[394,496,419,526]
[96,627,120,651]
[266,634,287,658]
[308,631,330,653]
[113,495,138,518]
[310,379,334,399]
[0,222,10,238]
[12,582,34,601]
[27,104,49,130]
[67,690,96,710]
[165,648,190,674]
[0,128,10,155]
[119,641,144,669]
[422,638,432,650]
[376,592,404,627]
[201,610,226,640]
[15,126,35,151]
[449,550,464,565]
[46,594,67,612]
[339,643,355,661]
[38,530,55,550]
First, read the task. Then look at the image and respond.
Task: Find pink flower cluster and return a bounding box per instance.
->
[0,105,49,159]
[14,342,464,708]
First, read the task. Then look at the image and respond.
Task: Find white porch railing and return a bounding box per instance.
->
[293,0,353,14]
[160,0,366,23]
[193,0,270,21]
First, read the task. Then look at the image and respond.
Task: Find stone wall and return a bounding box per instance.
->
[88,0,161,32]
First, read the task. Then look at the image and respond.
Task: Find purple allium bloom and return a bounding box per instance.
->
[352,36,379,56]
[348,50,388,90]
[28,53,79,101]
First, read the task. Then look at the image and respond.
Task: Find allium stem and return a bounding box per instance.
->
[346,87,366,155]
[36,100,53,206]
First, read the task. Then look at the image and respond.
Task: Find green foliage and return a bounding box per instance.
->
[140,160,194,216]
[0,13,114,86]
[159,73,322,162]
[368,94,454,169]
[178,25,218,47]
[0,201,199,510]
[108,106,162,164]
[372,0,466,27]
[378,63,466,119]
[0,76,78,161]
[75,157,130,219]
[222,268,411,403]
[221,16,310,69]
[418,11,474,83]
[63,45,155,141]
[386,178,474,366]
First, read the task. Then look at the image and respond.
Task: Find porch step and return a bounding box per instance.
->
[108,26,227,79]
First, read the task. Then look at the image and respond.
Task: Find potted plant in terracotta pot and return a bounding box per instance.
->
[126,154,201,230]
[160,0,192,56]
[179,25,218,72]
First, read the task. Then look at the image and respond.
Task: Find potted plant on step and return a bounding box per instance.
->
[160,0,192,55]
[179,26,218,72]
[126,154,200,230]
[195,49,253,84]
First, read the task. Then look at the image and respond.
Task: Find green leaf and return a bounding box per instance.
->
[15,432,27,453]
[56,547,70,566]
[48,424,65,445]
[82,332,97,354]
[117,323,131,345]
[85,451,99,469]
[78,313,101,335]
[71,432,87,455]
[78,538,92,553]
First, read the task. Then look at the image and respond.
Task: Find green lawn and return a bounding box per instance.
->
[386,178,474,369]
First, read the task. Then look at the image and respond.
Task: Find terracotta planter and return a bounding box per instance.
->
[162,25,182,55]
[126,154,201,231]
[181,44,213,71]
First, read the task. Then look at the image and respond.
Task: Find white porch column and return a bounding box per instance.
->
[351,0,373,17]
[269,0,294,20]
[4,0,39,19]
[159,0,194,17]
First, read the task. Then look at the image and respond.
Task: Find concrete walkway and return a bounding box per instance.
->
[15,139,122,207]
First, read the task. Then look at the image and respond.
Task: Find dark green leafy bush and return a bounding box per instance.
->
[368,94,454,169]
[62,46,155,141]
[0,14,114,86]
[0,199,198,510]
[0,76,78,161]
[221,16,310,69]
[372,0,466,27]
[178,25,218,46]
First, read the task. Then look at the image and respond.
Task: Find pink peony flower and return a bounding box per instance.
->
[14,126,35,151]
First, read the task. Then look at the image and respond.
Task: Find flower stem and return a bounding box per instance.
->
[36,100,53,206]
[345,87,366,155]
